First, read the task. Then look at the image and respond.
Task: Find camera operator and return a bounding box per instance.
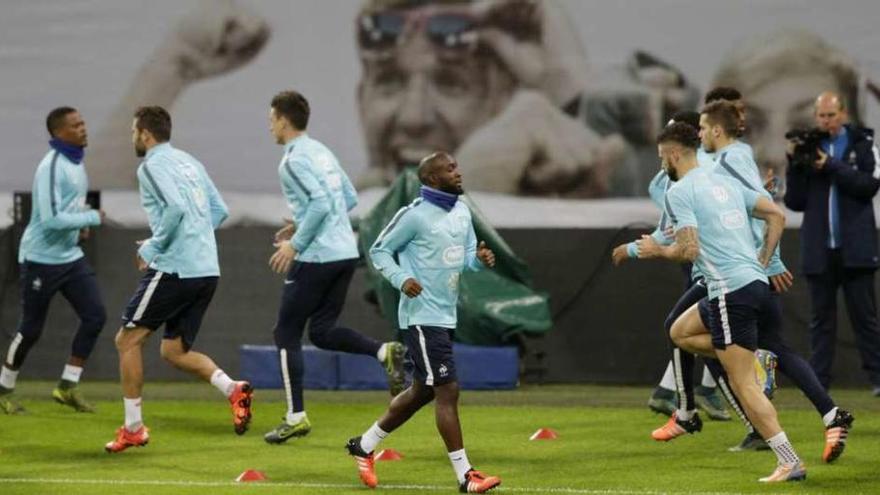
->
[784,91,880,395]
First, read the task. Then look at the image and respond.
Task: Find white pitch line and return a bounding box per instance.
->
[0,477,798,495]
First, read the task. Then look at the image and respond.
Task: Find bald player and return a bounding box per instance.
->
[346,152,501,493]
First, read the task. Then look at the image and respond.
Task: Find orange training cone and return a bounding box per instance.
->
[529,428,559,440]
[236,469,267,482]
[375,448,404,461]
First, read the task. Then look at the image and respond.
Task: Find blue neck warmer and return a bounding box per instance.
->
[420,185,459,211]
[49,138,84,164]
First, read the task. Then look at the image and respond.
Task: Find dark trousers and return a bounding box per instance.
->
[807,249,880,389]
[7,258,106,369]
[273,259,382,412]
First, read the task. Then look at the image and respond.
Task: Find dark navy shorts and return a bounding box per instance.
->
[402,325,457,386]
[698,280,769,351]
[122,269,218,350]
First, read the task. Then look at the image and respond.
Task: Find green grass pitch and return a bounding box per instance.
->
[1,382,878,494]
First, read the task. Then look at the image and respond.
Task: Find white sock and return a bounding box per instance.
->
[123,397,143,432]
[359,422,389,453]
[448,448,472,484]
[767,431,800,465]
[0,366,18,390]
[210,369,235,397]
[676,409,696,421]
[61,364,83,384]
[286,410,307,425]
[376,343,388,362]
[701,366,717,388]
[659,361,676,390]
[822,407,839,427]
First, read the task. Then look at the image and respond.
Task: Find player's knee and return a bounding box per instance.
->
[81,304,107,334]
[113,328,138,353]
[434,381,460,403]
[412,382,435,402]
[159,339,185,362]
[307,326,332,349]
[669,323,687,347]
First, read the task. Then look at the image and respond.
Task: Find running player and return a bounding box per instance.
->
[104,106,253,453]
[346,152,501,493]
[0,107,106,414]
[640,121,806,482]
[264,90,405,444]
[648,101,853,464]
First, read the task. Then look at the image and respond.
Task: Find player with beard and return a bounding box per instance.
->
[346,152,501,493]
[105,106,253,453]
[640,122,806,482]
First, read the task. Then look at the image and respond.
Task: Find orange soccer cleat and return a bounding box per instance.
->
[823,409,854,463]
[229,381,254,435]
[460,469,501,493]
[105,425,149,453]
[346,436,378,488]
[651,412,702,441]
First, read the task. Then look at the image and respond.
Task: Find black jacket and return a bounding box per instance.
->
[784,124,880,275]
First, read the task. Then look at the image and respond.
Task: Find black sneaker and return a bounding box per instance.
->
[823,409,854,463]
[728,430,770,452]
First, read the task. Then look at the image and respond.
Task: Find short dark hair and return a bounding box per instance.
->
[134,106,172,142]
[271,90,310,130]
[704,86,742,104]
[669,111,700,131]
[657,122,700,150]
[702,100,741,138]
[46,106,78,137]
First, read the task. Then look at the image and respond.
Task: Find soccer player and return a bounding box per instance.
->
[616,109,731,422]
[0,107,106,415]
[641,88,758,422]
[346,152,501,493]
[104,106,252,453]
[655,101,853,462]
[264,90,406,444]
[639,121,806,482]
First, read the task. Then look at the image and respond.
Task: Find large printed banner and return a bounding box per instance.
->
[2,0,879,204]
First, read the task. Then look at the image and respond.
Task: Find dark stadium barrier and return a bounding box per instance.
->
[239,343,519,390]
[0,226,875,388]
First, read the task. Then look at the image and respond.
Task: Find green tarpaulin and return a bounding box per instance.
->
[358,168,553,345]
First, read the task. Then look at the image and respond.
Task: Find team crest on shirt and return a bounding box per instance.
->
[720,209,746,230]
[711,186,729,203]
[443,245,465,266]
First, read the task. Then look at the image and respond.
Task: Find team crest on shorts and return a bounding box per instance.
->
[438,363,449,378]
[32,277,42,291]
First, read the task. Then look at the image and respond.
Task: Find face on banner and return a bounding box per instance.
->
[5,0,874,201]
[355,1,518,185]
[712,29,861,185]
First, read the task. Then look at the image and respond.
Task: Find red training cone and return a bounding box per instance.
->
[529,428,559,441]
[375,448,404,461]
[236,469,267,482]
